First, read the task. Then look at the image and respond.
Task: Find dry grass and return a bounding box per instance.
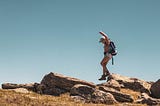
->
[0,89,146,106]
[120,88,141,101]
[0,89,107,106]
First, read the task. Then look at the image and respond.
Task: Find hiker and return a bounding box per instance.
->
[99,31,112,80]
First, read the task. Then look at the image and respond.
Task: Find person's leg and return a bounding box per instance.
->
[99,54,112,80]
[99,57,110,80]
[101,56,110,75]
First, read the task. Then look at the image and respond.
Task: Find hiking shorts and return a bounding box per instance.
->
[104,52,112,59]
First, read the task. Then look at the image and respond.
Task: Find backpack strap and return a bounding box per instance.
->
[112,57,114,65]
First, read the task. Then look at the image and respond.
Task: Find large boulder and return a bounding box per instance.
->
[91,89,117,104]
[136,93,160,105]
[99,86,134,103]
[97,79,121,91]
[70,84,95,101]
[150,79,160,98]
[70,84,117,104]
[40,72,96,95]
[108,73,151,94]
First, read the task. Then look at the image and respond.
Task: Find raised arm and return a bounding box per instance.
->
[99,31,110,43]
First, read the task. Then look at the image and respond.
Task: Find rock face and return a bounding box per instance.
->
[99,86,134,103]
[70,84,117,104]
[91,89,117,104]
[1,83,44,93]
[2,72,159,105]
[150,79,160,99]
[70,84,95,99]
[40,72,96,95]
[2,83,35,91]
[97,79,121,91]
[108,73,151,94]
[136,93,160,105]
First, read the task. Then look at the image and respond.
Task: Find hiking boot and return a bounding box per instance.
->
[103,70,110,77]
[98,75,106,80]
[104,72,110,77]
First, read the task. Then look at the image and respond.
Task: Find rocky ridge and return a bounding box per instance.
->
[2,72,160,105]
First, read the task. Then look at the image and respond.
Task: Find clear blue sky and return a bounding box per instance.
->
[0,0,160,85]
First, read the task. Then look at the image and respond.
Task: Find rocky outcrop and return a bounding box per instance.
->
[150,79,160,99]
[1,82,45,94]
[99,86,134,102]
[40,72,96,95]
[70,84,117,104]
[108,73,151,94]
[91,89,117,104]
[97,79,121,91]
[70,84,95,99]
[2,83,35,91]
[136,93,160,105]
[2,72,159,105]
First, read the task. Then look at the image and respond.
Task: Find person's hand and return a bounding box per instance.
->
[99,31,104,35]
[99,31,107,37]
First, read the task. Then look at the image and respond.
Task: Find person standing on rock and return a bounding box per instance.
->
[99,31,112,80]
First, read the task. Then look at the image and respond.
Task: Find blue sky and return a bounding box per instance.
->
[0,0,160,85]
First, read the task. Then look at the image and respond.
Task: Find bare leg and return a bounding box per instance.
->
[101,56,110,75]
[99,54,112,80]
[102,64,110,75]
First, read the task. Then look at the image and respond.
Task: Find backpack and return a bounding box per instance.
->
[109,41,117,56]
[109,41,117,65]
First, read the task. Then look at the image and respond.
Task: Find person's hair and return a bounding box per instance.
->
[99,38,105,43]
